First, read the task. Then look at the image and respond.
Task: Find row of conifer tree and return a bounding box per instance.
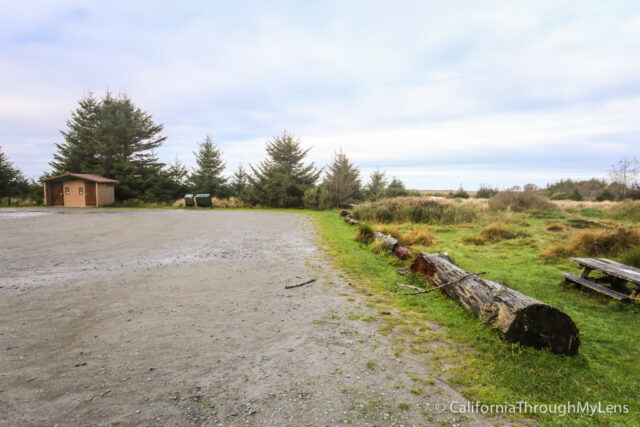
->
[1,91,408,208]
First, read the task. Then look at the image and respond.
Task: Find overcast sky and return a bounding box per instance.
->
[1,1,639,189]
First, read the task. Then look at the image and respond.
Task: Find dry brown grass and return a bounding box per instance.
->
[488,191,555,212]
[546,222,567,232]
[398,227,437,246]
[541,227,640,258]
[462,223,515,245]
[211,197,247,208]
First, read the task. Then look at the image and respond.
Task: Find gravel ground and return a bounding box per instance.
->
[0,208,496,426]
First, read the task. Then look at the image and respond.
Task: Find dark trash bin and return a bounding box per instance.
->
[184,194,195,207]
[195,194,213,207]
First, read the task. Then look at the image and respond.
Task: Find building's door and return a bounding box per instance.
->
[51,182,64,206]
[85,182,96,206]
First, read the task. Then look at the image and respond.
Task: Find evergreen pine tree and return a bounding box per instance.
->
[385,177,408,198]
[323,150,361,207]
[164,159,189,200]
[248,131,321,208]
[189,135,226,196]
[230,164,250,200]
[50,91,168,201]
[0,146,23,201]
[363,169,388,201]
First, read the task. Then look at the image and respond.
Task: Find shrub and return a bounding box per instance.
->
[569,189,584,201]
[303,186,332,210]
[355,223,375,244]
[620,247,640,268]
[550,192,570,201]
[353,197,479,224]
[449,187,470,199]
[488,190,555,212]
[476,185,499,199]
[596,189,616,201]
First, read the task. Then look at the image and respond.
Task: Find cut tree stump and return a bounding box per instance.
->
[410,252,580,356]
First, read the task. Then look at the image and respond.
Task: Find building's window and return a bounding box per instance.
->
[64,187,70,195]
[79,187,84,195]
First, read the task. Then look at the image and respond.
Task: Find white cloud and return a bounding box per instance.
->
[1,1,639,188]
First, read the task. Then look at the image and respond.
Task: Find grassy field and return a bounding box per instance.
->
[309,200,640,426]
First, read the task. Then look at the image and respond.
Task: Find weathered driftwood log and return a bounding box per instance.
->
[374,232,413,259]
[410,252,580,356]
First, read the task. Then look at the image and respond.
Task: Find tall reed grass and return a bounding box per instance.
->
[352,197,479,224]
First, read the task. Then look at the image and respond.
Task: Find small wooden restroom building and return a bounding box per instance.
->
[42,173,119,207]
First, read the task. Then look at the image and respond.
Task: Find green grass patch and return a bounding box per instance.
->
[309,210,640,426]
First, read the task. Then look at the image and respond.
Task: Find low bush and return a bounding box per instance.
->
[353,197,479,224]
[488,190,555,212]
[620,247,640,268]
[550,192,570,201]
[476,185,499,199]
[596,189,616,201]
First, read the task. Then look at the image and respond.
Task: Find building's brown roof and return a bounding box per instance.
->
[41,173,119,184]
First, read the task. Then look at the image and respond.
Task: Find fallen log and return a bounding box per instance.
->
[344,215,359,225]
[374,232,398,250]
[410,252,580,356]
[374,232,413,259]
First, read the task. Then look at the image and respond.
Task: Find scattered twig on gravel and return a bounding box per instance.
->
[285,278,316,289]
[400,272,489,295]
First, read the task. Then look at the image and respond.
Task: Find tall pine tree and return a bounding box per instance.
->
[323,150,361,207]
[248,131,320,208]
[363,169,388,201]
[51,91,168,201]
[0,146,23,201]
[189,135,226,196]
[229,164,250,201]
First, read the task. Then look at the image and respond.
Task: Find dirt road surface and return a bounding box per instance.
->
[1,209,493,426]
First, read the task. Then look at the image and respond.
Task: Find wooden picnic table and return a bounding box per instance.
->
[561,257,640,302]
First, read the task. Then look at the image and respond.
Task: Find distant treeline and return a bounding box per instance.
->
[1,91,639,206]
[0,91,411,208]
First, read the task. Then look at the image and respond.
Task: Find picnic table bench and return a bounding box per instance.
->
[561,257,640,302]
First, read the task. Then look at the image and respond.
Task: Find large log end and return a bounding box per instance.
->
[504,304,580,356]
